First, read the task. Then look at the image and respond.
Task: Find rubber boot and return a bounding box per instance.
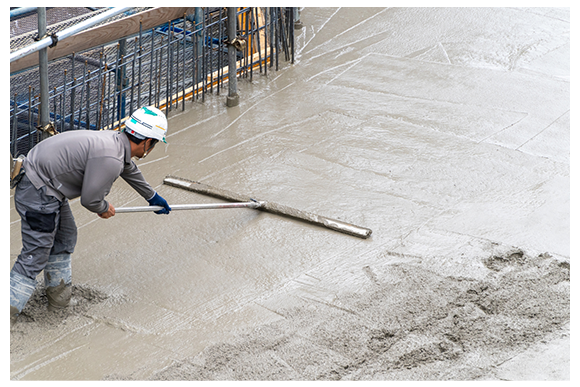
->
[10,270,36,328]
[44,254,72,312]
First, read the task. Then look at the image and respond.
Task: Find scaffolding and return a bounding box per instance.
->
[10,7,296,157]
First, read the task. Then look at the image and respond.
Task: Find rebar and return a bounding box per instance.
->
[10,7,296,156]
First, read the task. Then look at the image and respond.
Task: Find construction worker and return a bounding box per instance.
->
[10,106,172,328]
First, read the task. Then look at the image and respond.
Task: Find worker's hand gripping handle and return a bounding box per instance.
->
[147,192,172,214]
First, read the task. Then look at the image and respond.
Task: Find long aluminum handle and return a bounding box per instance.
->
[115,201,263,213]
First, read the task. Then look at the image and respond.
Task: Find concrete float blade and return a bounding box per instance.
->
[163,175,372,239]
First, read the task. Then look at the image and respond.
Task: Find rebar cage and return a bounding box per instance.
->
[10,7,296,157]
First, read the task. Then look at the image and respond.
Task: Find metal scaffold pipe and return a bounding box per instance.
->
[38,7,50,141]
[226,7,239,107]
[11,7,296,155]
[10,7,38,19]
[10,7,133,63]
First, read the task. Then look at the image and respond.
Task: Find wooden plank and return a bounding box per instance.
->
[11,7,196,73]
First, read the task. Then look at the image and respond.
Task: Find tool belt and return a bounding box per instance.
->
[10,155,25,189]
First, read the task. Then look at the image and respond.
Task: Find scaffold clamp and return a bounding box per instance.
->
[37,122,58,136]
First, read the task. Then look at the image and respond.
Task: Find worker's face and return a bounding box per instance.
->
[140,139,157,159]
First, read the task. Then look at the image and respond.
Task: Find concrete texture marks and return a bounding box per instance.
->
[9,7,570,381]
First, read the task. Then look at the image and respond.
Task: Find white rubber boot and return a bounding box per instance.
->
[44,254,72,312]
[10,270,36,328]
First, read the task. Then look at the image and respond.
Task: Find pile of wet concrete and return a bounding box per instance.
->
[141,248,569,381]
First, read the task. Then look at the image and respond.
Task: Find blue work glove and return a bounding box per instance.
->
[147,192,172,214]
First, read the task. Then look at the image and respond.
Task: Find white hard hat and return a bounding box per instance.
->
[125,106,168,143]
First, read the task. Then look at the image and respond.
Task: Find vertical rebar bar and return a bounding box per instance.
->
[99,65,107,130]
[207,13,213,93]
[182,16,186,110]
[270,8,274,69]
[202,9,207,102]
[280,8,289,62]
[217,8,223,94]
[119,55,125,127]
[12,94,18,156]
[192,20,197,101]
[270,7,274,70]
[190,19,196,101]
[70,77,76,129]
[95,51,103,129]
[290,7,295,64]
[275,8,279,71]
[76,64,85,129]
[77,76,84,129]
[168,21,173,111]
[85,71,91,129]
[175,20,179,108]
[77,75,83,129]
[177,20,182,107]
[117,39,127,125]
[149,28,155,106]
[28,87,33,150]
[69,53,76,128]
[52,87,56,128]
[246,8,251,80]
[158,34,162,110]
[264,7,268,75]
[242,8,247,79]
[193,7,203,97]
[112,44,120,128]
[249,8,254,81]
[166,26,171,116]
[62,70,67,132]
[137,22,143,110]
[158,37,164,108]
[106,65,111,129]
[130,37,137,115]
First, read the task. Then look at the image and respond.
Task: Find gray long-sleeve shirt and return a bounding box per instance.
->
[23,130,155,214]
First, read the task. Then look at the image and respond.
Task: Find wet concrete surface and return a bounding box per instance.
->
[9,7,570,381]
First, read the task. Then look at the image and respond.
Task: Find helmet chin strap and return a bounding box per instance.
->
[132,139,154,161]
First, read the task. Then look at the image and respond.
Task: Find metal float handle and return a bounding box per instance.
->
[115,201,263,213]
